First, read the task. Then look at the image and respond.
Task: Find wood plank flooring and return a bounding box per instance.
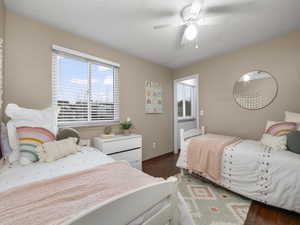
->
[142,153,300,225]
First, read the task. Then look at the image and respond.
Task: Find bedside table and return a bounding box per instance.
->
[92,134,142,170]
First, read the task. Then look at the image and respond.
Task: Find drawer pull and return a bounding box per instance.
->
[108,147,141,156]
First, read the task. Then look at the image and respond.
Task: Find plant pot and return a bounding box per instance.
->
[123,129,131,136]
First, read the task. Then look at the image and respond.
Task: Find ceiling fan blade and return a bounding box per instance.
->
[153,24,172,29]
[205,1,256,15]
[153,22,186,30]
[172,24,187,50]
[197,16,224,26]
[180,29,186,46]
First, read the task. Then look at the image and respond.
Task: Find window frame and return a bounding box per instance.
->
[52,45,120,127]
[177,83,196,121]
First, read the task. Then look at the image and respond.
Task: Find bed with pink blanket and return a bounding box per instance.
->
[177,129,300,214]
[0,147,182,225]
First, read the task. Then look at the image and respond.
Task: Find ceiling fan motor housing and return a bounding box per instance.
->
[181,4,202,22]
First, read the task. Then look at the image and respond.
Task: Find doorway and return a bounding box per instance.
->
[173,74,199,154]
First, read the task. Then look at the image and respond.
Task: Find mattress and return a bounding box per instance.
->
[0,147,172,225]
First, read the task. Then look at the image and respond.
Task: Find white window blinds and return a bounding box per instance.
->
[52,45,120,127]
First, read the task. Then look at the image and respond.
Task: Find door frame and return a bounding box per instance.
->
[173,74,199,154]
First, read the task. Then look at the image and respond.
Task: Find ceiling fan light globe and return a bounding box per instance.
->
[185,24,198,41]
[243,74,251,82]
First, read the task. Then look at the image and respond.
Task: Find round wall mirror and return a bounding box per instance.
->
[233,71,278,110]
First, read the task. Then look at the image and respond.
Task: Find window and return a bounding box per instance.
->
[52,46,120,127]
[177,83,195,120]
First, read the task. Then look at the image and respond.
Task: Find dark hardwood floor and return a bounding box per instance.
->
[143,152,180,179]
[142,153,300,225]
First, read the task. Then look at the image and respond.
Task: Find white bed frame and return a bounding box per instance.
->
[180,128,202,152]
[66,177,178,225]
[179,128,202,175]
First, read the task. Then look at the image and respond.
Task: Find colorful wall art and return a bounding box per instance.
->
[145,81,163,114]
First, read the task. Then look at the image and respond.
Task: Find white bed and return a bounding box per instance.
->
[0,147,114,192]
[0,147,183,225]
[177,128,300,214]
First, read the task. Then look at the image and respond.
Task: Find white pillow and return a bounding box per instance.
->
[5,104,59,130]
[261,134,287,151]
[285,111,300,130]
[36,138,79,162]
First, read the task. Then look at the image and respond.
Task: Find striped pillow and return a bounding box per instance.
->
[266,122,297,136]
[17,126,56,165]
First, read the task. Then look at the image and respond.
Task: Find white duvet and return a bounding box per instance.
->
[177,139,300,213]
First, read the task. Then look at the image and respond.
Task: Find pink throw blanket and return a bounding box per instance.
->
[0,162,162,225]
[187,133,240,182]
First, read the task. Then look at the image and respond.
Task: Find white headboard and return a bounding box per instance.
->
[180,128,202,151]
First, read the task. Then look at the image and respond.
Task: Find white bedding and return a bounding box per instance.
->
[177,139,300,213]
[0,147,114,192]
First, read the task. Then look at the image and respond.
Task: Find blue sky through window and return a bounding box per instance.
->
[57,56,114,104]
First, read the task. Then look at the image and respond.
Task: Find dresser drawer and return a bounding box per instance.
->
[109,148,141,162]
[110,148,142,170]
[102,138,141,155]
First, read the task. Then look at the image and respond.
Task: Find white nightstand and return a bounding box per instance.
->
[92,134,142,170]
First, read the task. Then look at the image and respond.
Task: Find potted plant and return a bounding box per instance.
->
[120,117,133,135]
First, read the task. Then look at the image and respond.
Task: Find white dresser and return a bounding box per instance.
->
[92,134,142,170]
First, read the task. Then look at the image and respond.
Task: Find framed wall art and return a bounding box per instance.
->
[145,81,163,114]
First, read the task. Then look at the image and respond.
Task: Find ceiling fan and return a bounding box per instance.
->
[153,0,253,48]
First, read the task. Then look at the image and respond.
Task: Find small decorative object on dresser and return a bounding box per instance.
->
[120,117,133,136]
[92,134,142,170]
[101,125,115,138]
[104,125,112,135]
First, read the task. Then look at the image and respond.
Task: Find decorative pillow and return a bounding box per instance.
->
[286,131,300,155]
[36,138,79,162]
[285,111,300,130]
[265,121,297,136]
[56,128,80,144]
[5,104,59,162]
[17,126,56,165]
[264,120,278,132]
[261,134,287,151]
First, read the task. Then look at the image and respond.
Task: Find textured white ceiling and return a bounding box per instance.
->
[5,0,300,69]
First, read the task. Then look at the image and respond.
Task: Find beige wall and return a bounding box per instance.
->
[0,0,4,39]
[173,31,300,140]
[4,11,173,160]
